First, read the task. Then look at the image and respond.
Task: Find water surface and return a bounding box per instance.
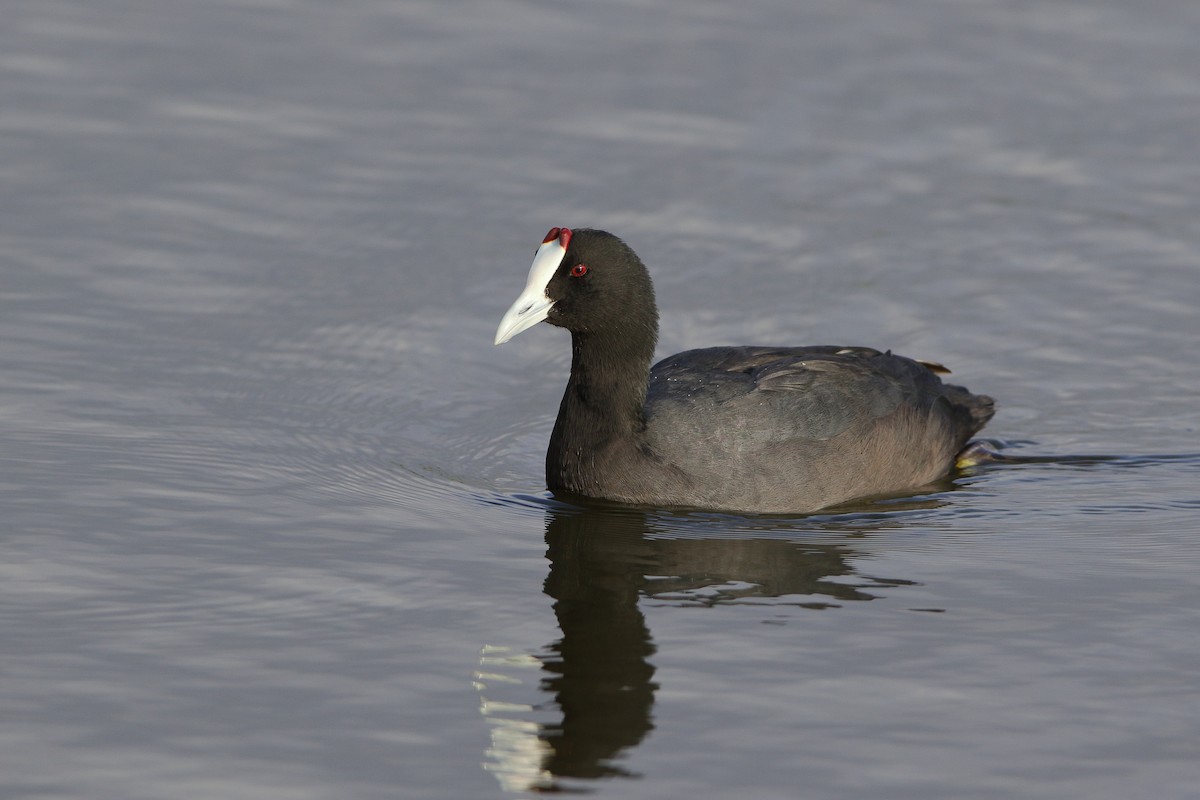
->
[2,1,1199,798]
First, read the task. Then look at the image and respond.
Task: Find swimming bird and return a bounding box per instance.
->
[495,227,994,513]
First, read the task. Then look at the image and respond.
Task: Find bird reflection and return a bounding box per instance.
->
[479,497,933,793]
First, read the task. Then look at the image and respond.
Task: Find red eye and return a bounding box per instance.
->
[570,264,588,278]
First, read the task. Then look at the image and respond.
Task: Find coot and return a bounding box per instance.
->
[495,227,994,513]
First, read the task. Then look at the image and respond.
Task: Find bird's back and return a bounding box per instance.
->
[636,346,994,512]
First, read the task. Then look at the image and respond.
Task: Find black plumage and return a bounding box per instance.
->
[498,228,994,513]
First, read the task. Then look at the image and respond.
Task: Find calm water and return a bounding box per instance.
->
[2,1,1199,798]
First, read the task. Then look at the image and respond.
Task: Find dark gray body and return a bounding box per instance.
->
[549,344,993,513]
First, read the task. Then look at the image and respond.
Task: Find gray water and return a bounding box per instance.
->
[3,1,1199,798]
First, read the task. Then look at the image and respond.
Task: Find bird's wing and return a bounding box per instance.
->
[647,346,945,443]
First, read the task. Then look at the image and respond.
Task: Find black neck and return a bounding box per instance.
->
[546,328,655,492]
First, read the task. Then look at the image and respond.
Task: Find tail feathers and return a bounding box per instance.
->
[942,383,996,437]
